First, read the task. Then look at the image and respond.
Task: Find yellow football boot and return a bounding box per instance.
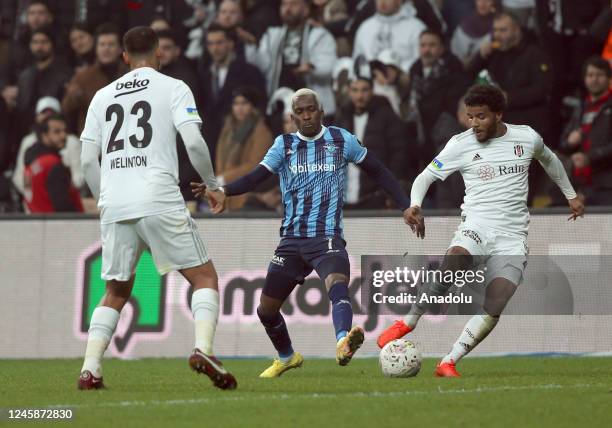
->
[336,326,365,366]
[259,352,304,378]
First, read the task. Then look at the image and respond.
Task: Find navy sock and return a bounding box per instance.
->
[257,307,294,358]
[328,282,352,341]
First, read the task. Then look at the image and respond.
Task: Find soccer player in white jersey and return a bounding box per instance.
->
[377,84,585,377]
[77,27,236,390]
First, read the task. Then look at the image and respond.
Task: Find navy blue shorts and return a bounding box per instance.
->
[268,236,350,284]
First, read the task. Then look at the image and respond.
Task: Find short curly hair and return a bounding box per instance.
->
[464,84,507,113]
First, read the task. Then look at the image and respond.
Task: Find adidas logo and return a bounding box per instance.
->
[472,153,482,161]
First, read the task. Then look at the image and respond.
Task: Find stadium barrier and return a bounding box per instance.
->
[2,211,612,359]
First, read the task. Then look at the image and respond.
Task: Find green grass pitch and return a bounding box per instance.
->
[1,357,611,427]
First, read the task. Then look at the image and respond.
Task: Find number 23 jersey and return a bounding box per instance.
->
[81,67,201,224]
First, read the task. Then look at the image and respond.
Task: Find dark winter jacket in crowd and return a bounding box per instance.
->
[467,38,554,139]
[335,95,413,207]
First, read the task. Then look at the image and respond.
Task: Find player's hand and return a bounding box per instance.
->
[567,197,585,221]
[404,206,425,239]
[206,189,226,214]
[190,181,206,199]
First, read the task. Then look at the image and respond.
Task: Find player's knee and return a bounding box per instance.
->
[262,270,297,302]
[185,262,218,290]
[324,273,348,290]
[444,246,473,271]
[257,304,281,326]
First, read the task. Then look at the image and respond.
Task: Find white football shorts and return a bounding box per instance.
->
[101,208,209,281]
[449,222,528,286]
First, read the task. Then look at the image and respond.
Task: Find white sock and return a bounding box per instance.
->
[81,306,120,377]
[191,288,219,355]
[403,304,425,329]
[442,313,499,364]
[279,353,294,364]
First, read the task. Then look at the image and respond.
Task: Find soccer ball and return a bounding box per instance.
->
[379,339,422,378]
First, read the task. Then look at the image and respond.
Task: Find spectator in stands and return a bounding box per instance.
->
[406,29,469,161]
[536,0,606,94]
[1,0,54,88]
[266,86,296,135]
[502,0,535,29]
[412,0,448,37]
[215,87,274,211]
[13,96,83,202]
[15,27,72,144]
[212,0,257,60]
[68,0,126,35]
[0,96,11,174]
[536,0,607,140]
[23,114,83,213]
[242,0,282,42]
[451,0,497,67]
[62,24,126,134]
[68,23,95,73]
[590,6,612,71]
[559,56,612,206]
[198,23,266,163]
[467,12,554,141]
[370,49,409,117]
[352,0,426,73]
[124,0,192,31]
[255,0,337,118]
[431,97,469,209]
[310,0,350,56]
[157,30,199,93]
[335,75,412,209]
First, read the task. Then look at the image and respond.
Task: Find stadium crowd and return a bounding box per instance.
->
[0,0,610,213]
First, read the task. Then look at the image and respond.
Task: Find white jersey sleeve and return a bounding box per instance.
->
[532,129,577,200]
[425,136,464,181]
[171,81,202,130]
[80,94,103,147]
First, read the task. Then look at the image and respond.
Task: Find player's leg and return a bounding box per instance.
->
[308,237,364,365]
[436,243,525,377]
[180,262,236,389]
[79,220,144,390]
[257,251,304,377]
[377,245,475,348]
[436,277,518,377]
[180,262,219,356]
[140,209,236,389]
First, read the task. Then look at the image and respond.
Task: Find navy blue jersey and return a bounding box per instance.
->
[261,126,367,238]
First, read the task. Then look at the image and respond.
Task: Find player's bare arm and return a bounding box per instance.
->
[407,170,439,239]
[191,164,273,214]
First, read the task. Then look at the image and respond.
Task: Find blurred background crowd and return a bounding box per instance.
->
[0,0,611,214]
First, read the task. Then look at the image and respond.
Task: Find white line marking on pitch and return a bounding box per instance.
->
[47,383,605,409]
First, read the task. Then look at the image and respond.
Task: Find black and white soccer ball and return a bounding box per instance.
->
[379,339,422,378]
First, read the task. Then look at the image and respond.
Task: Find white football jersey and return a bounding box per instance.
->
[81,67,202,224]
[426,124,548,235]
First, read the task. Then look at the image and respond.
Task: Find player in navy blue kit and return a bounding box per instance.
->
[193,88,412,377]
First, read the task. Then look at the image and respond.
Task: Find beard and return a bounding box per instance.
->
[33,51,52,62]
